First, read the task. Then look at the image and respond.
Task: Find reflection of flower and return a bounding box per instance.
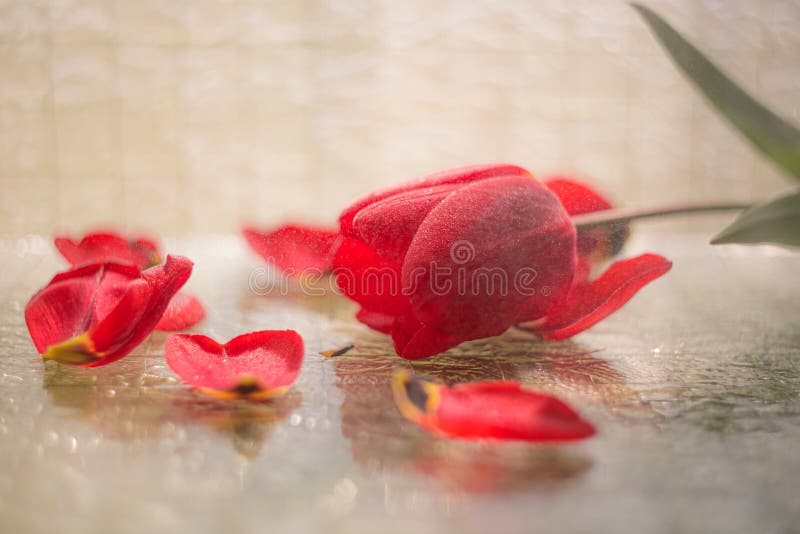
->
[334,163,671,359]
[43,358,301,459]
[331,338,634,493]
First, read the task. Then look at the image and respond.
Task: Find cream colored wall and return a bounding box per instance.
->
[1,0,798,237]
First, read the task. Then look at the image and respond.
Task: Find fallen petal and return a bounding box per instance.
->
[55,231,161,269]
[243,224,339,275]
[156,292,206,331]
[25,256,192,367]
[392,369,595,441]
[165,330,304,400]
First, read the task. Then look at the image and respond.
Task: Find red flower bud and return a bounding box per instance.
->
[165,330,304,400]
[392,369,595,441]
[25,255,193,366]
[334,164,671,359]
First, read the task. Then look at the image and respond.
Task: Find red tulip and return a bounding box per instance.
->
[25,255,193,367]
[55,230,161,269]
[333,163,671,359]
[392,369,595,441]
[544,176,630,262]
[243,224,339,275]
[165,330,304,400]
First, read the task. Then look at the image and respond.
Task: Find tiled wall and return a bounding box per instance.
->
[1,0,798,236]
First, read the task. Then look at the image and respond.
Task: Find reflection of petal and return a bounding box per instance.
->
[169,391,303,459]
[43,356,301,459]
[333,336,624,492]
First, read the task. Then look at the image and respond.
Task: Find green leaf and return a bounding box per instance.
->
[633,3,800,182]
[711,190,800,246]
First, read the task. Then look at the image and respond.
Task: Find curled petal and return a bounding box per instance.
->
[25,255,193,367]
[243,224,339,275]
[55,231,161,268]
[156,292,206,331]
[538,253,672,340]
[340,163,532,234]
[350,183,458,265]
[544,177,613,215]
[165,330,304,400]
[392,369,595,441]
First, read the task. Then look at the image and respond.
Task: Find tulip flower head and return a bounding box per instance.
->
[334,164,671,359]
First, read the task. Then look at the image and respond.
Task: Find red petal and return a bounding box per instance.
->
[243,224,339,274]
[350,183,458,265]
[88,280,151,352]
[332,236,411,317]
[402,175,575,343]
[55,231,161,269]
[339,163,532,235]
[538,253,672,340]
[25,255,193,367]
[165,330,304,400]
[88,255,193,366]
[354,308,395,334]
[391,313,462,360]
[155,292,206,331]
[544,177,613,216]
[392,369,595,441]
[25,269,100,354]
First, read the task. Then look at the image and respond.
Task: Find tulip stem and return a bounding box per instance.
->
[571,202,750,229]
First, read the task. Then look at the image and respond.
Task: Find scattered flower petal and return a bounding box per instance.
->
[155,292,206,331]
[54,231,161,269]
[391,369,596,441]
[25,256,193,366]
[165,330,304,400]
[243,224,339,275]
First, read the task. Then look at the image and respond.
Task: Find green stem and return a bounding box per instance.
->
[571,202,750,229]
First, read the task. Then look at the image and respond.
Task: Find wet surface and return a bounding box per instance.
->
[1,231,799,534]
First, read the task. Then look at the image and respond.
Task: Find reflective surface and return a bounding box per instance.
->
[1,230,799,533]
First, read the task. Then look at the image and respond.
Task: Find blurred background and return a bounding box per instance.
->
[1,0,798,237]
